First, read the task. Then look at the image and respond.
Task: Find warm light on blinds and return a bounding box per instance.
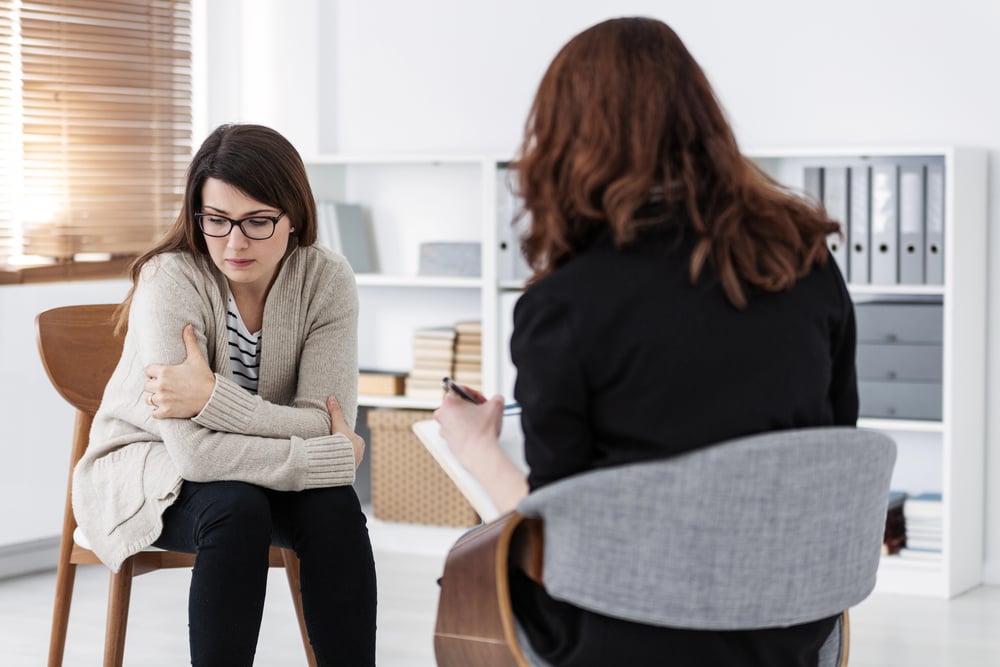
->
[0,0,192,270]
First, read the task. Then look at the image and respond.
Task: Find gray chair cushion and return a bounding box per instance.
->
[516,427,896,631]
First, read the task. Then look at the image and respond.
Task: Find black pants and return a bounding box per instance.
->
[153,480,377,666]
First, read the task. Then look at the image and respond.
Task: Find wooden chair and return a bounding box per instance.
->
[435,427,897,667]
[36,304,318,667]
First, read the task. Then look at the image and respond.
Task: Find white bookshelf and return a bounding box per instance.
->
[306,148,987,597]
[304,156,493,405]
[753,147,987,598]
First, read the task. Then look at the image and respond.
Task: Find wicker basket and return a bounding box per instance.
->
[367,409,480,527]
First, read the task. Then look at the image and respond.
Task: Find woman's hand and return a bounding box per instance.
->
[435,391,528,514]
[328,396,366,468]
[144,324,216,419]
[434,391,505,471]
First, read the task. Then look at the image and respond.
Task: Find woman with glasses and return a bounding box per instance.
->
[434,17,857,666]
[73,124,376,666]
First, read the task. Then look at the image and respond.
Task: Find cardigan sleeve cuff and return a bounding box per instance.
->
[302,434,357,488]
[192,374,257,433]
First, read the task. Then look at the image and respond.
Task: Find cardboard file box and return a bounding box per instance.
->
[367,409,480,527]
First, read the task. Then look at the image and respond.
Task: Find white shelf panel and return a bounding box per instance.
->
[356,274,482,289]
[746,146,960,160]
[302,153,485,166]
[858,418,944,434]
[848,284,946,297]
[359,395,441,410]
[874,556,948,597]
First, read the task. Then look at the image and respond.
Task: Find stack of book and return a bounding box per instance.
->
[899,491,943,560]
[883,490,907,556]
[452,320,483,392]
[405,326,457,401]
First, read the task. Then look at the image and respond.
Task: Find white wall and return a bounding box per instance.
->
[256,0,1000,581]
[7,0,999,580]
[0,281,129,552]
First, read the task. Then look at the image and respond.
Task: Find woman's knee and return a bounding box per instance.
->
[187,481,272,545]
[279,486,370,549]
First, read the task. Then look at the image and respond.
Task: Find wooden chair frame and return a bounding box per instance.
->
[37,304,317,667]
[434,512,849,667]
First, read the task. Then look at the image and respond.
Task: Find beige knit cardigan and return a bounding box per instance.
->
[73,244,359,571]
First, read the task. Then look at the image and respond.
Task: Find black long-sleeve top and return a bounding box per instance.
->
[509,222,858,666]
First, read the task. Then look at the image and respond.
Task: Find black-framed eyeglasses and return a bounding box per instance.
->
[195,211,286,240]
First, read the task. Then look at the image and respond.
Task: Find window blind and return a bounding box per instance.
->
[1,0,191,270]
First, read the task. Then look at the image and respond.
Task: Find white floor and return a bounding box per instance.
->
[3,518,1000,666]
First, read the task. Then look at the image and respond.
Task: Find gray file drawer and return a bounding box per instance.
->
[855,302,943,344]
[857,343,943,382]
[859,380,942,420]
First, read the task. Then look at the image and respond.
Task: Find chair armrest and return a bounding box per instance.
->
[510,517,544,585]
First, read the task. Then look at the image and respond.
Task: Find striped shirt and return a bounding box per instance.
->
[227,293,260,394]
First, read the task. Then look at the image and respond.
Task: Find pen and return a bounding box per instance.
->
[442,377,520,414]
[442,377,482,404]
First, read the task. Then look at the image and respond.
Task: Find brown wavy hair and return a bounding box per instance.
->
[114,124,318,333]
[516,17,839,308]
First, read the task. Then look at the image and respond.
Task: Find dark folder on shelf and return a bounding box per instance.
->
[870,164,899,285]
[898,164,926,285]
[924,162,945,285]
[849,166,871,284]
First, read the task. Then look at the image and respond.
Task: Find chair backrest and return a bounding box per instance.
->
[36,304,124,464]
[516,426,896,631]
[37,304,123,416]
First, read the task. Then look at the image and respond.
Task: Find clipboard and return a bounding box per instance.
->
[411,412,526,523]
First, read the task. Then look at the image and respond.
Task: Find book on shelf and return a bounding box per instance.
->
[316,200,378,273]
[358,369,407,397]
[453,370,483,383]
[883,490,907,556]
[899,491,943,554]
[455,340,482,354]
[904,491,943,517]
[452,320,483,391]
[407,368,450,382]
[455,320,483,335]
[412,345,456,360]
[407,325,458,400]
[895,547,942,561]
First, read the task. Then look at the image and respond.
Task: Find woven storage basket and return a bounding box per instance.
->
[367,408,480,527]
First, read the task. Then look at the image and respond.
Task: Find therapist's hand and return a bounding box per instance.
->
[144,324,216,419]
[435,392,528,514]
[434,392,504,470]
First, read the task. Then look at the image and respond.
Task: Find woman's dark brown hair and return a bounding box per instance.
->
[114,124,318,332]
[516,17,839,308]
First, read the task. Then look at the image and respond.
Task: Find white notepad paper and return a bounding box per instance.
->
[411,412,527,523]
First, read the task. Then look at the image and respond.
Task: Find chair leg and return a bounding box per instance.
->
[839,610,851,667]
[282,548,318,667]
[47,557,77,667]
[103,558,135,667]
